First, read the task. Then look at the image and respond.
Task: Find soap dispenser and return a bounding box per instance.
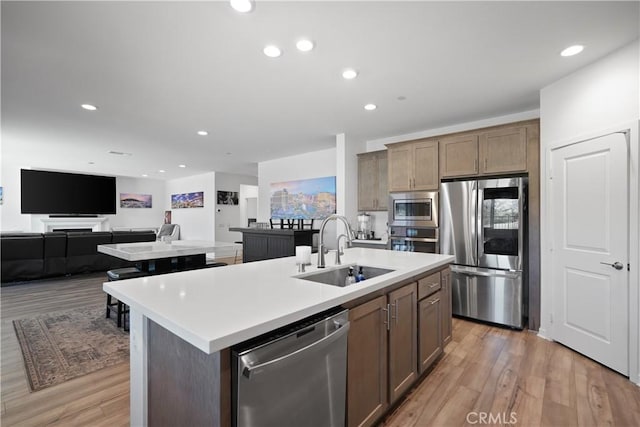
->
[356,266,365,282]
[345,267,356,286]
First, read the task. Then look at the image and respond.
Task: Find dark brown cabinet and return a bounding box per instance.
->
[441,268,452,345]
[347,296,388,427]
[346,267,452,427]
[388,283,418,403]
[418,291,442,374]
[347,282,417,427]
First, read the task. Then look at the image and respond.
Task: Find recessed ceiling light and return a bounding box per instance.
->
[178,164,186,168]
[263,45,282,58]
[142,174,148,177]
[226,152,232,155]
[397,96,407,101]
[296,39,314,52]
[364,104,377,111]
[230,0,253,13]
[81,104,97,111]
[560,45,584,57]
[88,161,95,165]
[158,170,166,173]
[197,130,208,136]
[342,69,358,80]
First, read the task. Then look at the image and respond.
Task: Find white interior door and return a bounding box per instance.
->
[550,132,629,375]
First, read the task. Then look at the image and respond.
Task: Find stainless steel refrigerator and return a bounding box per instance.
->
[440,177,527,329]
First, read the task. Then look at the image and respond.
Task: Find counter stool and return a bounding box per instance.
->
[106,267,147,331]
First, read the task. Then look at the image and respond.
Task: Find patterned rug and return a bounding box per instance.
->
[13,305,129,392]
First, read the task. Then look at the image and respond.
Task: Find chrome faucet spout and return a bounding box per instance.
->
[317,214,354,268]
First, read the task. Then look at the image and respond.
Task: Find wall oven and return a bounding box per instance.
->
[389,191,438,228]
[389,226,439,254]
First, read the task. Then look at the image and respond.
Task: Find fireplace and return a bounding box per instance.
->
[40,217,108,232]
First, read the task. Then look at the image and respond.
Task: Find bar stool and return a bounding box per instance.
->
[106,267,147,331]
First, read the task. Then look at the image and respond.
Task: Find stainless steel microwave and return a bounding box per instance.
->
[389,191,438,227]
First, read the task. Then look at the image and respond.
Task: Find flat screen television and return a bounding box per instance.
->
[21,169,117,215]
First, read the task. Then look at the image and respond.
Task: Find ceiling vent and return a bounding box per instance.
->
[108,150,132,156]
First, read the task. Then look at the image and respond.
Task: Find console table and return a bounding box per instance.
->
[229,227,318,262]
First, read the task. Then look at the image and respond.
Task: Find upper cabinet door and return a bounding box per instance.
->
[357,151,388,211]
[479,127,527,174]
[412,140,439,191]
[388,145,412,192]
[358,153,379,211]
[439,135,479,178]
[376,153,389,210]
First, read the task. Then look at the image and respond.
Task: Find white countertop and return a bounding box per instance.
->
[97,240,239,261]
[103,248,453,354]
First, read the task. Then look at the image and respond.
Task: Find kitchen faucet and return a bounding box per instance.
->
[317,214,354,268]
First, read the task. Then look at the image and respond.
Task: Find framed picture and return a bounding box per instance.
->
[171,191,204,209]
[120,193,152,208]
[0,186,3,205]
[270,176,336,220]
[217,190,239,205]
[164,210,172,224]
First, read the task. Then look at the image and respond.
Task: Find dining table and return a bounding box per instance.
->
[97,240,241,273]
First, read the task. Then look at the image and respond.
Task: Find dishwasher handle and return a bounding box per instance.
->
[241,321,350,379]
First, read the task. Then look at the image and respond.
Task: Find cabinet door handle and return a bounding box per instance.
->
[429,282,439,288]
[474,159,478,172]
[391,301,398,324]
[382,304,390,331]
[484,158,488,170]
[430,298,440,305]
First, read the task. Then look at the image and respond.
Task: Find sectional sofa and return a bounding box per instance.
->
[1,230,157,284]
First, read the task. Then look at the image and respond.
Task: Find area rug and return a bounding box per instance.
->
[12,305,129,392]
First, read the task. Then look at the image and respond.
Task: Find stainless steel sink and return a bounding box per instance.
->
[298,264,395,287]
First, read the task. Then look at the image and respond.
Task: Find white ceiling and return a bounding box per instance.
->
[2,1,638,180]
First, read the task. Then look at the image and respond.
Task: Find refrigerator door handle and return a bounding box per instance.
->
[476,187,485,261]
[451,265,521,279]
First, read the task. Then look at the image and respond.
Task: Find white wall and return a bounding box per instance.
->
[0,163,31,232]
[539,40,640,383]
[165,172,216,241]
[215,173,258,243]
[0,163,165,232]
[110,177,166,230]
[336,134,366,235]
[239,184,259,236]
[258,148,339,247]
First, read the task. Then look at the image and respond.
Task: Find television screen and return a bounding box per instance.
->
[21,169,117,215]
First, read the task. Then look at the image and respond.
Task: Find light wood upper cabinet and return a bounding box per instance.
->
[358,151,388,211]
[439,134,479,178]
[388,283,418,404]
[479,126,527,174]
[347,296,388,427]
[412,140,439,190]
[387,139,438,192]
[439,125,529,178]
[387,144,412,192]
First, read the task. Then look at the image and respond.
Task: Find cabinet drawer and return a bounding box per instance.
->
[418,272,441,300]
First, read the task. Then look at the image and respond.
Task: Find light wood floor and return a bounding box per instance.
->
[2,274,639,426]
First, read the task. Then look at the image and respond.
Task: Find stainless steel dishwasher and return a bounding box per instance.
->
[232,308,350,427]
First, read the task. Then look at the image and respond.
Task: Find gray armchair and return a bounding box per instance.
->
[157,224,180,242]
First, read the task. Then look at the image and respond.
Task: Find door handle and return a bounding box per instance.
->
[600,261,624,270]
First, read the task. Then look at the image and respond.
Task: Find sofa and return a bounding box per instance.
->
[1,230,157,284]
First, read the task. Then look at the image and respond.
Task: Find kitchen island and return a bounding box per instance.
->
[104,247,453,426]
[229,226,318,262]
